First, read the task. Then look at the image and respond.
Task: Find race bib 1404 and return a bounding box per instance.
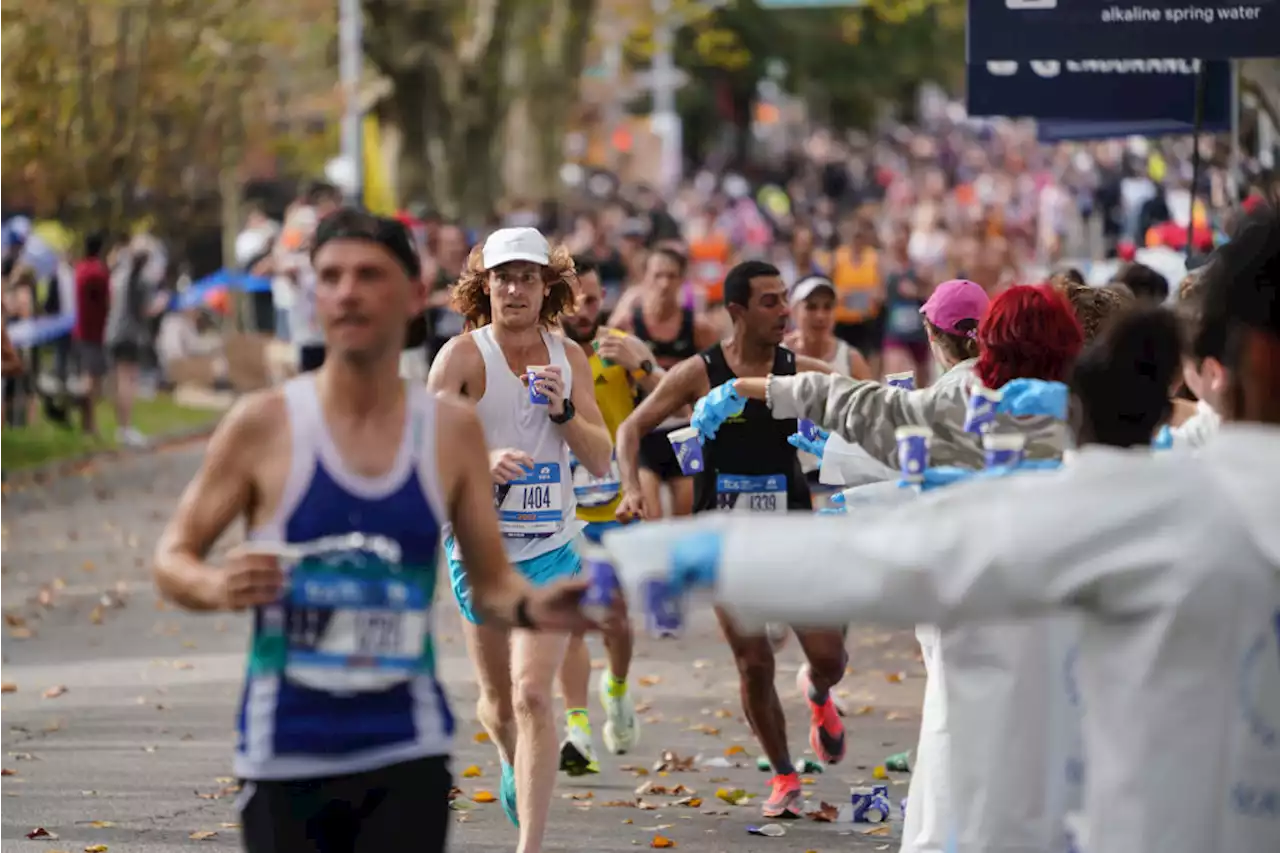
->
[716,473,787,514]
[495,462,564,537]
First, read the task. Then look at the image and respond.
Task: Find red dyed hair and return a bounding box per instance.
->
[975,284,1084,389]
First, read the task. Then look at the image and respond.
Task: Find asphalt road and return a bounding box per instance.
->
[2,445,925,852]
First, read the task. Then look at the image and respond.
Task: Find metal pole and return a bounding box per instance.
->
[651,0,682,196]
[1229,59,1242,201]
[339,0,364,206]
[1186,60,1206,261]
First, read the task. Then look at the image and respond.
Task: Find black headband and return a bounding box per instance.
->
[310,208,422,280]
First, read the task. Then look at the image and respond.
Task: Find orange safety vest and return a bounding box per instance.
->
[689,234,730,304]
[831,245,881,324]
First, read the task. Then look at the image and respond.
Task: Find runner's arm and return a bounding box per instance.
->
[557,343,614,477]
[153,393,272,610]
[794,355,836,375]
[848,348,873,380]
[616,356,707,495]
[425,335,471,398]
[692,316,721,350]
[435,395,533,627]
[625,335,666,395]
[606,287,640,329]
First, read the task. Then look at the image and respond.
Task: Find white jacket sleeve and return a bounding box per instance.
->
[715,451,1201,632]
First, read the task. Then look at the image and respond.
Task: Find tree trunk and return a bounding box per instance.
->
[364,0,518,225]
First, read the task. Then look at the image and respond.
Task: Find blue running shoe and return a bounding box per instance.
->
[500,760,519,826]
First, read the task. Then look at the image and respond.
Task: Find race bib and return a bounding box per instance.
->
[841,290,873,314]
[716,473,787,514]
[571,453,621,508]
[265,542,433,695]
[495,463,564,537]
[887,304,923,336]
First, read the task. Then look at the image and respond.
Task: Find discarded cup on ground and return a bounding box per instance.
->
[527,365,549,405]
[983,432,1027,469]
[850,786,889,823]
[964,383,1002,433]
[667,425,704,475]
[885,371,915,390]
[895,425,933,484]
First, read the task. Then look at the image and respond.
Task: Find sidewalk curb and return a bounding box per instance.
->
[2,418,222,487]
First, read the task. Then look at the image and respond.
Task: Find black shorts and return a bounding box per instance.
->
[110,340,143,364]
[299,344,327,373]
[834,313,884,355]
[240,755,452,853]
[639,425,688,480]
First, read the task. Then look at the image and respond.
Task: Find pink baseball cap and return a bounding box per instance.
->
[920,279,989,337]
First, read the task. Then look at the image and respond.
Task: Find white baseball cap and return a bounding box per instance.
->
[482,227,550,270]
[789,275,836,306]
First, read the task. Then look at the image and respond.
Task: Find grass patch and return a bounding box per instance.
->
[1,395,219,471]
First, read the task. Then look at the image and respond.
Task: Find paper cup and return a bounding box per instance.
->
[579,545,621,622]
[963,384,1003,434]
[884,371,916,390]
[526,365,549,405]
[667,425,704,474]
[798,418,822,442]
[983,432,1027,468]
[895,425,932,483]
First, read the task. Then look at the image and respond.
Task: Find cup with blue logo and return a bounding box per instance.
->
[885,371,916,390]
[579,545,621,624]
[527,365,550,405]
[666,425,704,475]
[895,425,932,484]
[643,577,684,638]
[798,418,823,442]
[963,383,1003,434]
[983,432,1027,469]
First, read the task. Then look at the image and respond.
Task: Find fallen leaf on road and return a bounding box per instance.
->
[862,825,892,836]
[634,701,653,713]
[219,823,240,829]
[853,705,875,716]
[619,764,649,776]
[885,711,911,721]
[85,846,109,852]
[43,686,67,699]
[447,787,463,800]
[82,560,96,572]
[472,732,490,743]
[173,661,194,671]
[601,799,636,807]
[801,777,816,785]
[700,809,730,816]
[1,769,15,776]
[9,626,33,639]
[87,821,115,828]
[1,682,16,693]
[637,675,662,687]
[566,791,593,800]
[89,606,105,625]
[884,672,904,684]
[872,765,888,780]
[461,764,482,778]
[650,836,675,848]
[26,828,57,839]
[693,659,712,669]
[713,708,733,719]
[723,745,746,757]
[674,797,702,808]
[687,724,720,736]
[715,787,748,805]
[636,782,669,796]
[653,751,696,773]
[806,801,840,822]
[189,831,218,840]
[471,791,496,803]
[637,801,658,811]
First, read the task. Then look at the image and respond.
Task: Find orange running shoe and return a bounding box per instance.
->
[761,771,803,819]
[797,664,846,765]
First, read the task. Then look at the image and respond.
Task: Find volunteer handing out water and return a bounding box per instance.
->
[690,281,1086,853]
[601,207,1280,853]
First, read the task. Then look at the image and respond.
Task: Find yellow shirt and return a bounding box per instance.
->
[832,245,882,324]
[573,329,636,523]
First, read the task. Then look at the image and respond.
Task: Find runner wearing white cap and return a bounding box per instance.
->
[429,226,614,853]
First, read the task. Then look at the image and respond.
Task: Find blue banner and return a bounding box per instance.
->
[968,1,1280,62]
[1035,119,1226,143]
[967,58,1233,125]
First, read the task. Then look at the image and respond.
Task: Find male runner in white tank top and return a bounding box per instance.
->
[429,227,613,853]
[153,210,596,853]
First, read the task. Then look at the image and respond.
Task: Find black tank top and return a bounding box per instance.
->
[692,344,810,513]
[632,306,697,369]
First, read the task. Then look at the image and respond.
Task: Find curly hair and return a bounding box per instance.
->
[976,284,1084,390]
[1054,280,1136,344]
[451,242,578,328]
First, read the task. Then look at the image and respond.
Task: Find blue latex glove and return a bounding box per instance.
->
[996,379,1070,420]
[1152,425,1174,450]
[691,382,747,443]
[817,507,847,516]
[787,426,829,457]
[669,532,723,590]
[829,490,846,505]
[901,465,975,491]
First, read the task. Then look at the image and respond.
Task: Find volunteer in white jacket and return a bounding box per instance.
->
[604,208,1280,853]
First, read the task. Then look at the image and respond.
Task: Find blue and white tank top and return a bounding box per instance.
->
[235,376,454,781]
[447,325,584,564]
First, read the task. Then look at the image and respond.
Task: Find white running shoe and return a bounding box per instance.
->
[598,671,639,754]
[558,716,600,776]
